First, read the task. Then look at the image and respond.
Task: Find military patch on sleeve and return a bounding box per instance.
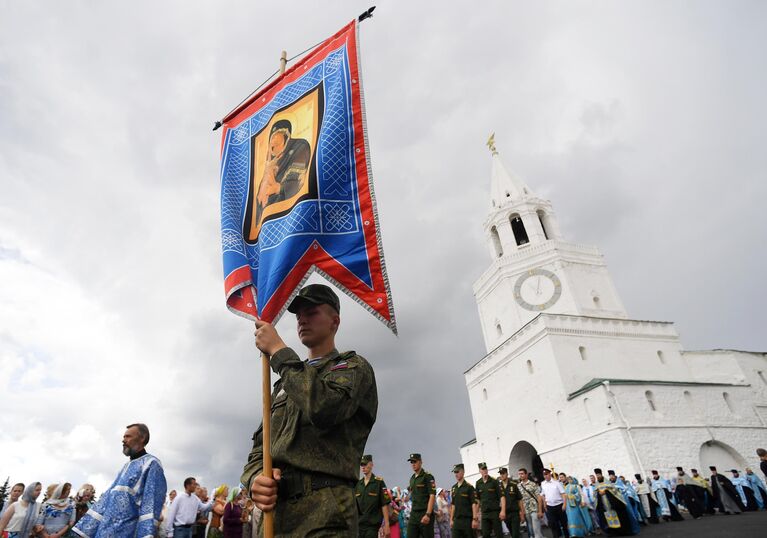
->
[330,361,348,370]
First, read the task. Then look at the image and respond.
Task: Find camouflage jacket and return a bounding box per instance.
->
[241,347,378,488]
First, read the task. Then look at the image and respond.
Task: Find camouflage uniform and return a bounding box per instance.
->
[241,346,378,537]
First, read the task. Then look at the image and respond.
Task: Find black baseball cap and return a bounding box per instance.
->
[287,284,340,314]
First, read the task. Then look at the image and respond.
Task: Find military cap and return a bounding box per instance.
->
[452,463,464,473]
[360,454,373,465]
[542,468,551,475]
[593,468,603,475]
[676,466,684,472]
[407,453,422,462]
[478,462,488,470]
[499,467,508,475]
[287,284,340,314]
[607,470,616,476]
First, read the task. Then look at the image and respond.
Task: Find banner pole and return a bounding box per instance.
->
[260,50,287,538]
[261,351,273,538]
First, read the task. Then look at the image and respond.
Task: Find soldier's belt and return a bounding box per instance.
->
[277,467,355,501]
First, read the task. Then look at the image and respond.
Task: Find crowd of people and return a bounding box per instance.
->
[2,433,767,538]
[357,448,767,538]
[0,479,258,538]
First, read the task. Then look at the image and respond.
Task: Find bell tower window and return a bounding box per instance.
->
[537,210,550,240]
[490,226,503,257]
[510,214,529,246]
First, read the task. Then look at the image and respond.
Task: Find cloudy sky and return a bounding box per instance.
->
[2,1,766,495]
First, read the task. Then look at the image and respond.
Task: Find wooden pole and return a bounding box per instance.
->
[279,50,287,75]
[261,51,287,538]
[261,351,273,537]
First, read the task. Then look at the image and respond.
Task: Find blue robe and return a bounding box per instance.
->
[564,483,593,537]
[650,479,671,517]
[745,473,766,509]
[73,453,167,538]
[614,479,642,524]
[731,476,758,509]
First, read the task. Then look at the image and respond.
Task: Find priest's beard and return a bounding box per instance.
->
[123,445,138,457]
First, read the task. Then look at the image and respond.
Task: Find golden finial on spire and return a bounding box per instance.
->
[487,132,498,155]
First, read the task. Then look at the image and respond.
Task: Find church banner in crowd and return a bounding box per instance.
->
[218,19,396,333]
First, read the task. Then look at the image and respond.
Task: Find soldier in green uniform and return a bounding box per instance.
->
[244,284,378,536]
[407,453,436,538]
[475,462,506,538]
[498,468,524,538]
[355,454,391,538]
[450,463,479,538]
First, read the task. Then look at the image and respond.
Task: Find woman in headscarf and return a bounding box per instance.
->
[564,476,593,537]
[208,485,229,538]
[37,483,76,538]
[222,487,243,538]
[0,482,43,538]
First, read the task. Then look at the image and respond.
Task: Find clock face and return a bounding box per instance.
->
[513,268,562,311]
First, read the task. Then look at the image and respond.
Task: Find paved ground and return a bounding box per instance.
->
[528,510,767,537]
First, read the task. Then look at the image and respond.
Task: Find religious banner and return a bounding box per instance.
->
[219,19,396,333]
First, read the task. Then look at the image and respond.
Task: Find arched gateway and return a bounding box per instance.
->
[699,440,748,472]
[509,440,545,480]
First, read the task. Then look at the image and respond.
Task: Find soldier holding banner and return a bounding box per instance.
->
[243,284,379,536]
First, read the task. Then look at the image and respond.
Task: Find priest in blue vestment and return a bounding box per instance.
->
[593,469,639,536]
[730,470,760,511]
[649,471,683,522]
[744,468,767,509]
[73,423,167,538]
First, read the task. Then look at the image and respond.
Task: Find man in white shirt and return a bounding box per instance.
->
[540,469,569,538]
[165,478,214,538]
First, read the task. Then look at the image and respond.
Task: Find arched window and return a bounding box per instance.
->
[482,388,488,401]
[657,350,665,364]
[579,346,588,361]
[592,295,601,306]
[496,323,503,337]
[526,360,534,374]
[583,397,593,424]
[490,226,503,257]
[537,210,550,240]
[723,392,736,414]
[556,410,564,434]
[510,214,529,246]
[533,419,540,442]
[645,390,657,412]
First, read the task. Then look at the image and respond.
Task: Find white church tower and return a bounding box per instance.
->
[460,137,767,482]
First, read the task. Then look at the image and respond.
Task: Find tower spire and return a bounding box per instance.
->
[487,134,534,208]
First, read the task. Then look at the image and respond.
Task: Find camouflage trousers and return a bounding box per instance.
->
[258,484,357,537]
